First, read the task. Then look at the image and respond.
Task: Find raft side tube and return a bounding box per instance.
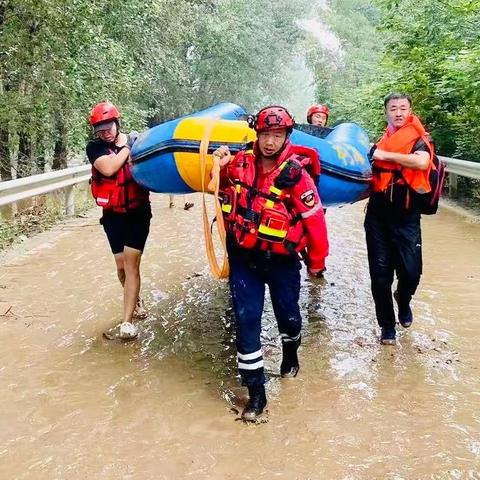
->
[130,108,372,205]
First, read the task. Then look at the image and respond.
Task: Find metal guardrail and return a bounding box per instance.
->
[0,165,90,215]
[439,156,480,197]
[0,154,479,216]
[440,156,480,180]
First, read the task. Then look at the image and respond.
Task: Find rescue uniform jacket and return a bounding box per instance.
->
[220,141,329,271]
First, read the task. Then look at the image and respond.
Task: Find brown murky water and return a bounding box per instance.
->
[0,195,479,479]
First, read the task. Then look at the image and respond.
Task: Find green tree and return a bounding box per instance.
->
[0,0,312,180]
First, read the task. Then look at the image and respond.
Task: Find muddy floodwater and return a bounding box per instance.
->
[0,194,479,479]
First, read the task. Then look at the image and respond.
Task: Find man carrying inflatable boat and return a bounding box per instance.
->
[212,106,329,422]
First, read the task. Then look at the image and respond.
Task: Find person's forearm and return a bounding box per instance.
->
[94,146,130,177]
[378,150,429,170]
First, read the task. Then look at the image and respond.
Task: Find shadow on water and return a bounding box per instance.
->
[144,275,237,382]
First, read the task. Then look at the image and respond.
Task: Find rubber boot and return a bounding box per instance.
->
[280,338,301,378]
[242,385,267,422]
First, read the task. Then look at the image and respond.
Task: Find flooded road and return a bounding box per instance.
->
[0,194,479,479]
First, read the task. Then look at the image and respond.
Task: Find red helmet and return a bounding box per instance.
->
[307,104,329,124]
[248,106,294,133]
[89,101,121,126]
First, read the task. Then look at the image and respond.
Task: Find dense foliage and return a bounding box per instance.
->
[2,0,479,204]
[305,0,480,201]
[0,0,308,178]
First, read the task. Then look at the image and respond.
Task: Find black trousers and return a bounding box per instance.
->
[364,204,422,330]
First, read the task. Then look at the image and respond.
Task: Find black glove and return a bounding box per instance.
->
[315,268,326,278]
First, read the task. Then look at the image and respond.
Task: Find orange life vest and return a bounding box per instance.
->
[91,151,149,213]
[372,115,434,200]
[220,142,320,256]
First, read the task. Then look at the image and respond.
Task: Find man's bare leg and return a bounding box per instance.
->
[123,247,142,322]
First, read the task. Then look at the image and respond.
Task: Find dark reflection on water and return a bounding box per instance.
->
[140,275,237,381]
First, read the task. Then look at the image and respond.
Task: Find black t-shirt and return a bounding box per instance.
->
[411,138,430,154]
[86,135,150,214]
[86,139,121,167]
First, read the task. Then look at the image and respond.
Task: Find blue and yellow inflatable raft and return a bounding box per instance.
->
[130,103,372,206]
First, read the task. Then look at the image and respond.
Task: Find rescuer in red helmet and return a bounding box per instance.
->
[86,101,151,340]
[307,104,330,127]
[212,106,329,422]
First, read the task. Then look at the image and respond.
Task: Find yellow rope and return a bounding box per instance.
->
[199,119,229,279]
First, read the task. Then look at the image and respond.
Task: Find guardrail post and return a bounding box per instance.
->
[449,173,458,197]
[65,186,75,216]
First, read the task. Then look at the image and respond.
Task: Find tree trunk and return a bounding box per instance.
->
[0,127,11,180]
[52,122,68,170]
[16,132,33,178]
[0,1,8,31]
[36,143,46,173]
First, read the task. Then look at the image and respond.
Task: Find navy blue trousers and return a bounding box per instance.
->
[365,201,422,330]
[228,245,302,386]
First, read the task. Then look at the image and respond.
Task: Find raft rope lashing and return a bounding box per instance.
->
[199,119,229,279]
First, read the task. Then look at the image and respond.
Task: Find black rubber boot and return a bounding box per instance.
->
[280,338,301,378]
[242,385,267,422]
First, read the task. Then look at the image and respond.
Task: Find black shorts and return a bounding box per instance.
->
[100,205,152,254]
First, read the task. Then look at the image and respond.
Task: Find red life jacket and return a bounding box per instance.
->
[220,141,320,256]
[91,149,149,212]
